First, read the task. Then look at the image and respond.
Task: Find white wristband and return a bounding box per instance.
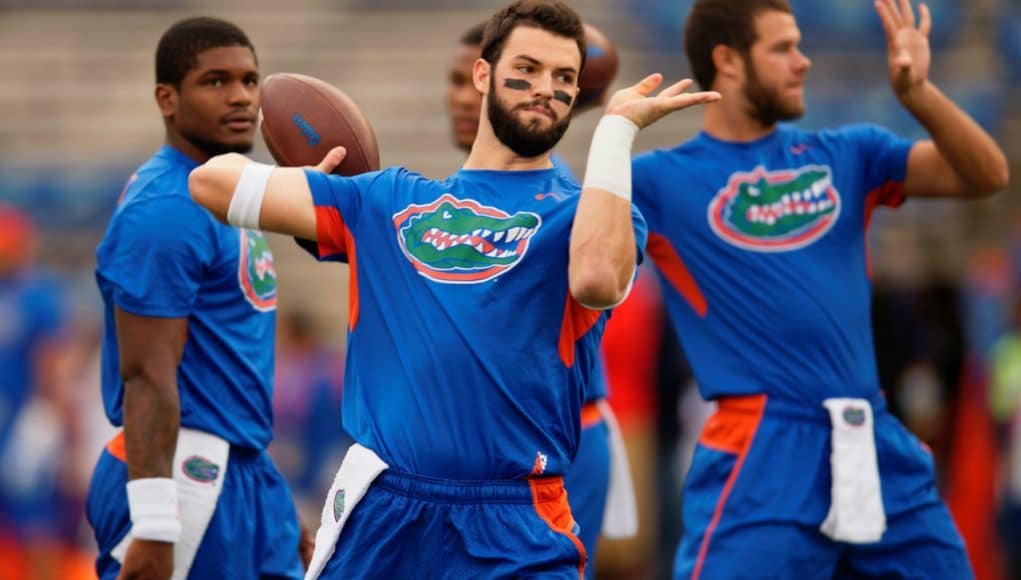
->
[582,115,640,201]
[226,162,275,229]
[127,478,181,543]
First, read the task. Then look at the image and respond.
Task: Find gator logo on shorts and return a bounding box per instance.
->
[333,489,346,522]
[393,194,541,283]
[239,229,277,312]
[843,407,866,427]
[708,165,841,252]
[182,455,220,483]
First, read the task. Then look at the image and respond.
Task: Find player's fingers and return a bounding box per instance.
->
[664,90,721,111]
[313,146,347,173]
[631,73,664,97]
[874,1,898,44]
[884,0,903,26]
[918,2,932,36]
[898,0,915,27]
[657,78,694,99]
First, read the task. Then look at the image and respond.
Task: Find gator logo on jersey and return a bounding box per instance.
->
[708,165,841,252]
[239,229,277,311]
[393,194,542,283]
[182,456,220,483]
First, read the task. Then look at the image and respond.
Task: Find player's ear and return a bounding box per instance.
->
[712,44,743,84]
[473,58,491,95]
[155,83,178,119]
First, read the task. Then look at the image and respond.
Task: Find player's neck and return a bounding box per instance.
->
[165,131,212,165]
[463,127,554,171]
[701,99,776,143]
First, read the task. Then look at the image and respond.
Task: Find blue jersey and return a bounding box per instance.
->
[95,145,278,449]
[302,166,646,479]
[0,270,66,451]
[633,124,912,404]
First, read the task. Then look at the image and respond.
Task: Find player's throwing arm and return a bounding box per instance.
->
[569,75,720,309]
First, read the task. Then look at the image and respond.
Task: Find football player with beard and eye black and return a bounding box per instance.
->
[87,17,309,580]
[189,1,718,577]
[443,21,638,577]
[630,1,1008,578]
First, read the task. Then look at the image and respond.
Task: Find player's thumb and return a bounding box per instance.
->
[315,146,347,173]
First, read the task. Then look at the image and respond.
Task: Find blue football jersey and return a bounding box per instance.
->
[95,145,278,449]
[633,124,913,404]
[302,166,646,479]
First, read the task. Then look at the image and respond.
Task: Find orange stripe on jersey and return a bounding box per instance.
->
[344,228,360,331]
[580,402,602,429]
[106,431,127,462]
[530,477,587,579]
[315,205,348,258]
[863,182,904,279]
[692,394,766,580]
[646,233,707,318]
[557,295,601,367]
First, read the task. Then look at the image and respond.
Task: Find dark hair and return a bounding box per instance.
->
[480,0,586,73]
[460,21,487,47]
[156,16,256,87]
[684,0,791,90]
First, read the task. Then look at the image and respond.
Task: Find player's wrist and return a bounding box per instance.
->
[126,478,181,543]
[582,115,640,202]
[226,161,275,229]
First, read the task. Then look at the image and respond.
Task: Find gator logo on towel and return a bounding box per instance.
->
[239,229,277,312]
[843,407,866,427]
[182,456,220,483]
[708,165,841,252]
[333,489,346,522]
[393,194,541,283]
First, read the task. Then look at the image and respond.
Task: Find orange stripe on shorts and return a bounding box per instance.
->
[106,431,126,462]
[530,477,587,580]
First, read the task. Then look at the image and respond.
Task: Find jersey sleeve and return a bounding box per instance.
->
[631,202,648,268]
[302,169,382,262]
[97,195,213,318]
[631,151,662,235]
[844,124,914,208]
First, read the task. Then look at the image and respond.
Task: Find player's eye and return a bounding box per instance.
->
[517,66,533,74]
[557,73,574,84]
[205,78,224,87]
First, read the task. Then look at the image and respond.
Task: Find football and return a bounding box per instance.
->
[259,73,380,176]
[576,24,620,111]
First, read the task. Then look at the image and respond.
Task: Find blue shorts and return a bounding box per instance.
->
[565,401,610,578]
[675,395,972,580]
[86,434,303,580]
[320,469,586,579]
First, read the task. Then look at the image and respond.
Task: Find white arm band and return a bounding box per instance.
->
[127,478,181,543]
[582,115,640,202]
[226,162,275,229]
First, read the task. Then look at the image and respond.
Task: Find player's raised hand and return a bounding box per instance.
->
[605,74,720,129]
[875,0,932,99]
[116,538,173,580]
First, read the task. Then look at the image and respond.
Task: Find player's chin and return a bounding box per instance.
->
[217,131,256,152]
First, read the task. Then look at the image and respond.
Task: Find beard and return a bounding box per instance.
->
[183,130,254,157]
[487,76,571,158]
[742,57,804,127]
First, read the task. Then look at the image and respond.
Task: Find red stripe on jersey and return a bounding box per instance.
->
[647,233,708,318]
[315,205,348,258]
[558,295,601,367]
[345,228,359,331]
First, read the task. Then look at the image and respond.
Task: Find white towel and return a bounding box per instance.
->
[819,398,886,544]
[111,428,230,579]
[305,443,389,580]
[598,400,638,538]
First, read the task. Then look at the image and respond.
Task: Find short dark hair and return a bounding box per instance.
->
[460,21,487,47]
[684,0,791,90]
[480,0,586,73]
[156,16,256,87]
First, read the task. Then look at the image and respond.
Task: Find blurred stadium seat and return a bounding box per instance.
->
[1000,5,1021,86]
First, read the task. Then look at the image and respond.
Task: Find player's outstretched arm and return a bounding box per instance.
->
[875,0,1008,197]
[569,75,719,309]
[189,147,347,240]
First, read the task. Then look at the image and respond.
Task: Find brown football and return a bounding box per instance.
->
[576,24,619,111]
[259,73,380,176]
